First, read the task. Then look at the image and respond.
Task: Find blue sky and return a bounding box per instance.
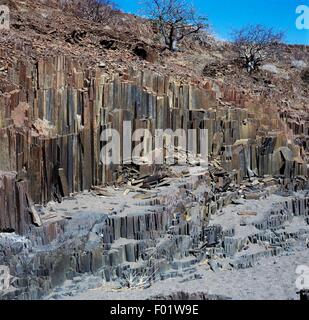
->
[113,0,309,45]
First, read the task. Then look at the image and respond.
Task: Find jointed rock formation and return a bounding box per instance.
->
[0,0,308,300]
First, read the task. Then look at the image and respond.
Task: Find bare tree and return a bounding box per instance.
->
[232,25,284,73]
[143,0,208,51]
[57,0,116,24]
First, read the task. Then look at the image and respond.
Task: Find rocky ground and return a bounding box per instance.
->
[50,249,309,300]
[1,162,308,300]
[42,184,309,300]
[1,0,308,110]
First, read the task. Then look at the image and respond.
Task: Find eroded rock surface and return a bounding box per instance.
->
[0,2,308,300]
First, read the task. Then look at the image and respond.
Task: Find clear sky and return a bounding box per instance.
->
[113,0,309,45]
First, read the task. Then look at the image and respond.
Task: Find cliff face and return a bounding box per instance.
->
[0,0,308,300]
[0,56,307,234]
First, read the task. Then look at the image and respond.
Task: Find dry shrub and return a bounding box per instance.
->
[56,0,116,24]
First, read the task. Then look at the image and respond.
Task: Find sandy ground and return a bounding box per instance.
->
[51,248,308,300]
[44,190,309,301]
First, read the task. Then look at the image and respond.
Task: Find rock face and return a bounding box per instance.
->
[0,172,33,234]
[0,57,308,234]
[0,167,209,299]
[0,56,308,300]
[0,167,308,300]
